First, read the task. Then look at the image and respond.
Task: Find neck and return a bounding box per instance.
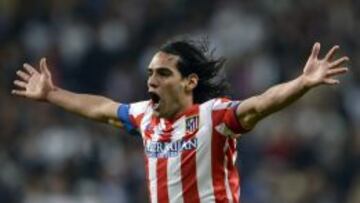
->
[161,95,194,119]
[174,95,194,118]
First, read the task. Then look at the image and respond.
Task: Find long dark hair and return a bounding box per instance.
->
[159,37,230,103]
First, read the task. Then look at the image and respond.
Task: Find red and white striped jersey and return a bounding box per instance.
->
[117,98,248,203]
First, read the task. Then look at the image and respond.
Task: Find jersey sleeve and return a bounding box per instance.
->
[211,98,250,137]
[117,100,150,136]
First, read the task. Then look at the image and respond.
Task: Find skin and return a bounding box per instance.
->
[13,58,122,127]
[235,43,349,137]
[147,51,198,118]
[12,42,349,137]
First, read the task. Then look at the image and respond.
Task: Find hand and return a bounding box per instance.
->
[12,58,55,101]
[302,42,349,88]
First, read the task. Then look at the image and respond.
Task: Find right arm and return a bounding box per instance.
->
[47,88,123,127]
[12,58,124,128]
[235,43,349,133]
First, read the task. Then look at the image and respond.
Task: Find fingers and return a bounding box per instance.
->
[16,70,30,81]
[13,73,29,97]
[40,58,46,73]
[326,67,349,77]
[40,57,51,76]
[324,45,339,61]
[311,42,321,59]
[13,80,27,88]
[330,56,349,68]
[23,63,39,75]
[324,78,340,85]
[11,89,27,97]
[323,66,348,85]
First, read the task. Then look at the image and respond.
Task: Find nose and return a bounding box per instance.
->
[147,74,158,90]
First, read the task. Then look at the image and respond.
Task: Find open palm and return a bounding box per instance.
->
[12,58,54,101]
[303,42,349,87]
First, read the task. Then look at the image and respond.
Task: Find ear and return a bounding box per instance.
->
[185,73,199,92]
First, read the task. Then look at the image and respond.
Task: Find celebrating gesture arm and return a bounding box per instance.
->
[12,58,123,127]
[236,43,349,134]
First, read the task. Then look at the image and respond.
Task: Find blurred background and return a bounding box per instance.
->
[0,0,359,202]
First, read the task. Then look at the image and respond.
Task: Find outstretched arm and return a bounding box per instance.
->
[12,58,123,128]
[236,43,349,133]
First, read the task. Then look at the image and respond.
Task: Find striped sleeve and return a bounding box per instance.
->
[117,100,150,136]
[212,98,250,136]
[117,104,137,135]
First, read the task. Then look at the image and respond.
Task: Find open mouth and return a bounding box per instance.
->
[149,92,161,110]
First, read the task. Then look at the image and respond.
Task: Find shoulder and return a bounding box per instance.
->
[128,100,152,116]
[117,100,152,133]
[200,97,241,111]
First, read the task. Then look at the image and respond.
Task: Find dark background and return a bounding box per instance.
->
[0,0,359,202]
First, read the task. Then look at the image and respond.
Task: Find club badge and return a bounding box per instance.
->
[185,115,199,133]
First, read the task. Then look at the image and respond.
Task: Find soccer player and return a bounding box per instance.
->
[12,39,349,203]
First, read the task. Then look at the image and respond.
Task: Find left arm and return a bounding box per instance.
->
[236,43,349,132]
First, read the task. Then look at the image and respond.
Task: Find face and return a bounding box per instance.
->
[147,51,197,118]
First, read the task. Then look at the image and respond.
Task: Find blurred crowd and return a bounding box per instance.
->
[0,0,359,202]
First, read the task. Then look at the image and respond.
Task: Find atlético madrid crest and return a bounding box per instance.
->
[185,115,199,133]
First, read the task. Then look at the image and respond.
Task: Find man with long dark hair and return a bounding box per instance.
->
[12,38,349,203]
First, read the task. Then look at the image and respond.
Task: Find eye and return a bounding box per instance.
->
[158,69,172,77]
[147,70,153,77]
